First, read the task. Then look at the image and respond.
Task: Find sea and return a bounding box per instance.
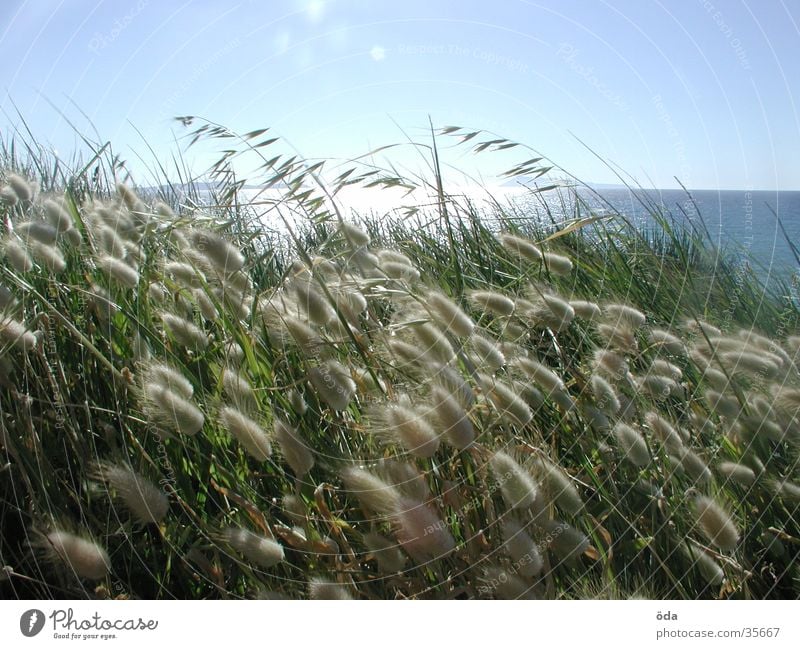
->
[233,184,800,291]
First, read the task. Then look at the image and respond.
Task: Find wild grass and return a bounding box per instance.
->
[0,119,798,600]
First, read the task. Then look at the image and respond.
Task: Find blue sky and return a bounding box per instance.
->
[0,0,797,190]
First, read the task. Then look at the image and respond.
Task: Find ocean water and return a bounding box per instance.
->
[577,188,800,280]
[234,184,800,289]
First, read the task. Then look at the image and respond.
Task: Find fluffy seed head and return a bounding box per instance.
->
[480,375,533,427]
[605,304,646,329]
[468,290,515,317]
[97,255,139,288]
[375,401,441,458]
[17,220,57,246]
[39,530,110,580]
[648,328,686,355]
[651,359,683,381]
[690,547,724,585]
[219,406,271,461]
[144,363,194,398]
[142,383,204,436]
[501,518,544,577]
[515,357,565,394]
[93,463,169,523]
[499,233,542,263]
[189,229,244,275]
[392,495,456,561]
[490,451,538,509]
[412,322,455,363]
[716,461,756,487]
[294,279,335,325]
[542,251,573,275]
[161,312,209,350]
[6,174,33,201]
[532,457,583,516]
[309,577,353,600]
[706,390,740,419]
[221,368,258,413]
[593,349,629,380]
[3,237,33,272]
[636,374,675,401]
[430,384,475,449]
[677,448,712,485]
[547,520,589,564]
[644,412,682,451]
[597,323,638,353]
[341,467,401,515]
[612,422,650,467]
[340,222,370,247]
[222,528,284,568]
[363,532,407,573]
[590,374,620,414]
[719,350,779,379]
[692,495,740,551]
[381,261,420,282]
[43,199,74,233]
[309,360,356,411]
[470,334,505,372]
[0,318,37,351]
[29,241,66,274]
[570,300,601,321]
[165,261,203,288]
[273,418,314,476]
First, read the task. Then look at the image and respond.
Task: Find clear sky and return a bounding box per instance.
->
[0,0,797,190]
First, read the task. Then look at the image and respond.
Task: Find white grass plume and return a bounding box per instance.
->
[97,254,139,288]
[570,300,601,321]
[371,399,441,459]
[2,237,33,273]
[92,462,169,523]
[189,229,245,275]
[490,451,538,509]
[604,304,646,329]
[531,456,583,516]
[222,527,284,568]
[590,374,620,414]
[142,382,204,436]
[341,466,401,515]
[0,318,37,351]
[480,374,533,427]
[309,360,356,411]
[221,368,258,413]
[161,312,209,350]
[499,233,542,263]
[514,356,565,394]
[412,322,455,363]
[430,384,475,449]
[273,418,314,476]
[470,333,505,372]
[542,251,573,275]
[218,406,271,461]
[37,529,110,580]
[468,290,515,317]
[501,518,544,577]
[691,494,740,551]
[612,422,650,467]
